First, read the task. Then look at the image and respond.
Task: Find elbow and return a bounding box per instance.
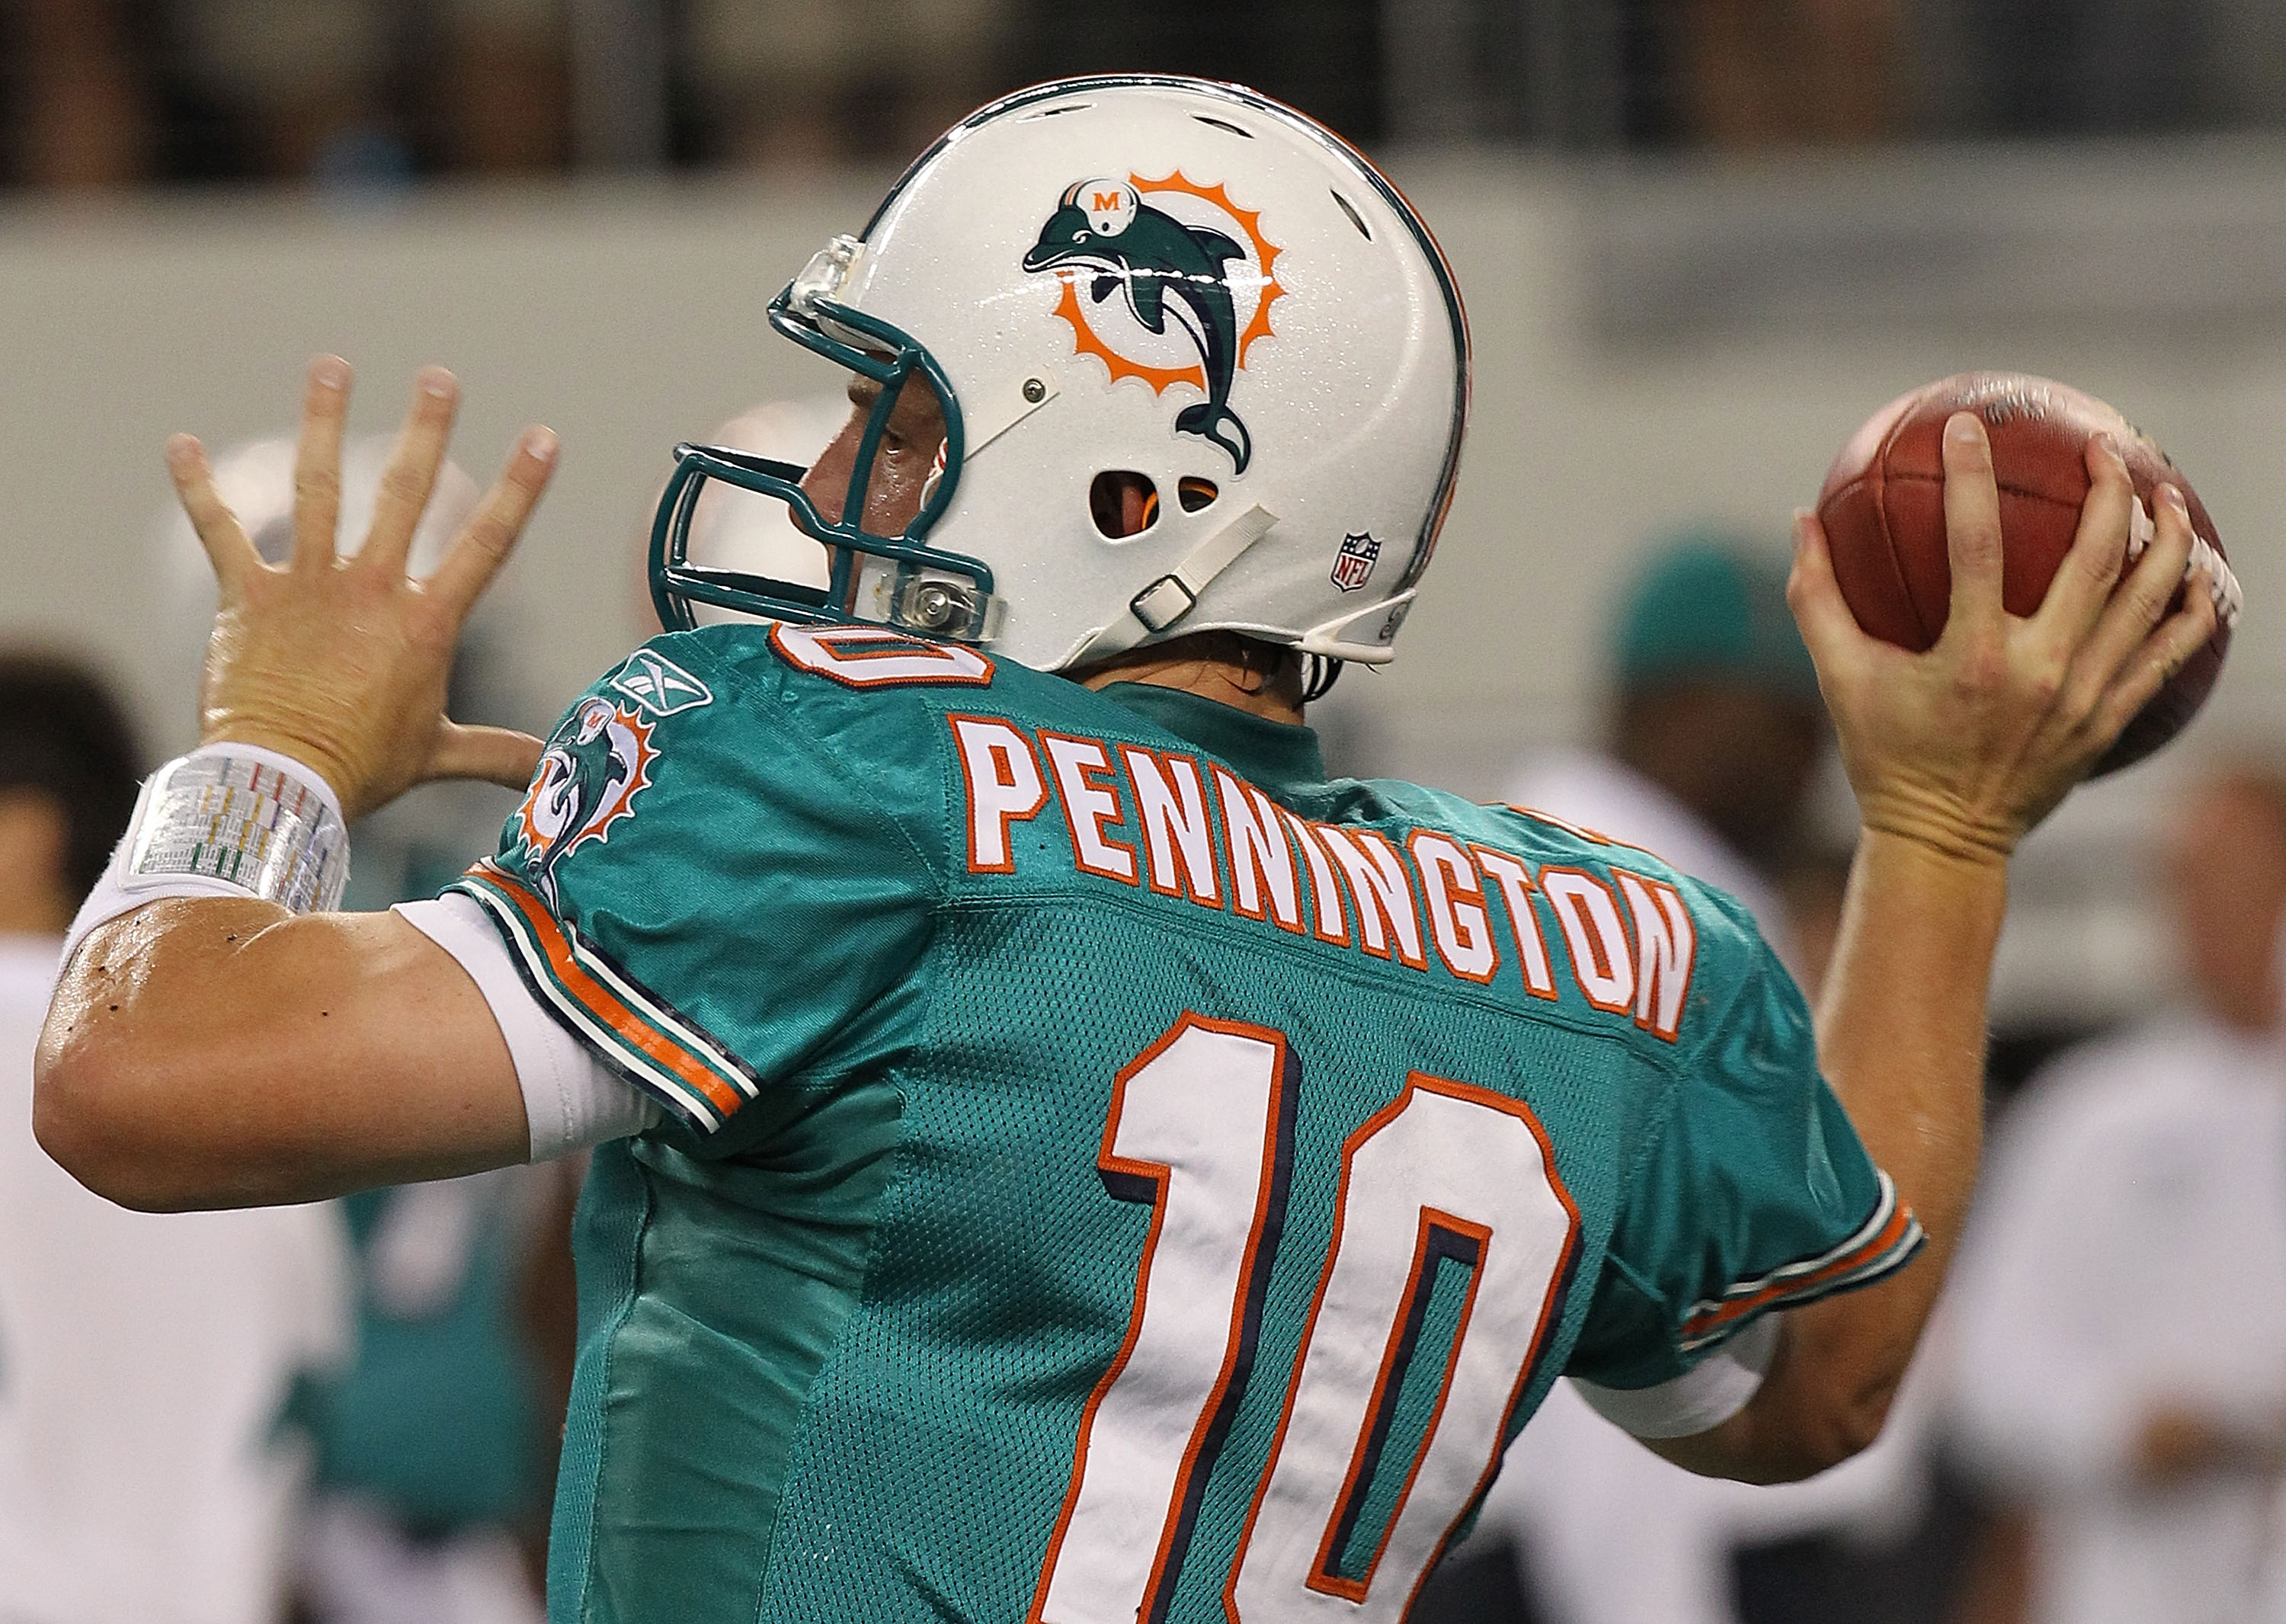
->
[34,1036,207,1212]
[1750,1373,1900,1484]
[1653,1361,1901,1485]
[1783,1386,1897,1480]
[34,1049,139,1206]
[1714,1289,1925,1483]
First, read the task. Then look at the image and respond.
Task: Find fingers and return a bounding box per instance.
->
[291,355,352,574]
[2087,567,2218,745]
[1786,508,1865,684]
[430,722,545,791]
[427,426,559,620]
[1939,412,2006,645]
[165,434,264,594]
[361,367,460,579]
[2073,482,2201,700]
[2033,434,2134,644]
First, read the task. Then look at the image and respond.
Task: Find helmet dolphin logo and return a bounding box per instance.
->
[1023,178,1256,472]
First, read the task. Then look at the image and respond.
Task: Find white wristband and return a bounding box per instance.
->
[62,744,351,966]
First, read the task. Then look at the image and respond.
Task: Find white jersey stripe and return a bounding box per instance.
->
[456,876,735,1132]
[1680,1171,1903,1324]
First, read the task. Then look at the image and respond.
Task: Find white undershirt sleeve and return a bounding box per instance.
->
[395,893,661,1161]
[1568,1312,1781,1439]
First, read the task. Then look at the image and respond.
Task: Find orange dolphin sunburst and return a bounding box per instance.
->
[1045,170,1285,399]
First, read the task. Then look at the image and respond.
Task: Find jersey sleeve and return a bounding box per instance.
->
[443,636,941,1143]
[1564,892,1923,1425]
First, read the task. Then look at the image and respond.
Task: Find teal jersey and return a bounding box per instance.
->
[450,623,1919,1624]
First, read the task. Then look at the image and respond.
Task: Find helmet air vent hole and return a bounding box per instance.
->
[1331,190,1372,241]
[1192,114,1255,139]
[1090,471,1161,539]
[1177,477,1218,513]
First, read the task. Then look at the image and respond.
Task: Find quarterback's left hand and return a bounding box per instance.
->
[170,354,559,823]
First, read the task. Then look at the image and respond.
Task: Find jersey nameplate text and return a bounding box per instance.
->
[947,713,1698,1041]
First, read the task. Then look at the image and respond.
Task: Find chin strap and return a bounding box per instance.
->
[1127,504,1279,635]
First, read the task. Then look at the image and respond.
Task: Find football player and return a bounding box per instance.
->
[37,77,2217,1623]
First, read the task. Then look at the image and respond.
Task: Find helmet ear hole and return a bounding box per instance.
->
[1090,471,1161,538]
[1177,477,1219,514]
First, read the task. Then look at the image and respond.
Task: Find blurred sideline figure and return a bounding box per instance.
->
[8,0,152,187]
[1442,536,1946,1624]
[0,652,351,1624]
[156,445,573,1624]
[292,1164,575,1624]
[1504,533,1827,958]
[1945,763,2286,1624]
[683,0,1009,167]
[169,0,570,180]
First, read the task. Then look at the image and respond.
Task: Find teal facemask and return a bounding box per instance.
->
[648,239,1004,643]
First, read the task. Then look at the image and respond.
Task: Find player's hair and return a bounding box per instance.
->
[1065,629,1337,709]
[0,652,143,904]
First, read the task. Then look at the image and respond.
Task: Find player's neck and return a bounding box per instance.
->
[1077,658,1305,728]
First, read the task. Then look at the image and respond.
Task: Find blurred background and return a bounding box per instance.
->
[3,3,2285,1622]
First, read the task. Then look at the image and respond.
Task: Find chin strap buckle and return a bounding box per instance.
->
[1128,504,1279,636]
[1129,575,1196,633]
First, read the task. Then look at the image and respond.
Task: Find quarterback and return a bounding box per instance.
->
[37,78,2216,1622]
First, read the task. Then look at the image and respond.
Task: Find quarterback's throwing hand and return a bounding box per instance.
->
[1789,411,2218,862]
[168,355,559,823]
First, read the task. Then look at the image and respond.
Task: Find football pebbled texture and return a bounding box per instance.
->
[1816,370,2237,777]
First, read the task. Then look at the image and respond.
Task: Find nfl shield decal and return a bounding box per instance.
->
[514,696,658,907]
[1331,531,1381,593]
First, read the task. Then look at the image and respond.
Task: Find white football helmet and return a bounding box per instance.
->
[650,74,1469,676]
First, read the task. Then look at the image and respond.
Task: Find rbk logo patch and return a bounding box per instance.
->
[611,649,713,717]
[1022,172,1282,473]
[514,697,658,907]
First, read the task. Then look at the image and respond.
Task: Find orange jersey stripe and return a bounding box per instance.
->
[1679,1200,1917,1341]
[480,868,747,1120]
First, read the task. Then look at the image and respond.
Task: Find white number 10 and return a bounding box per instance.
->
[1030,1014,1581,1623]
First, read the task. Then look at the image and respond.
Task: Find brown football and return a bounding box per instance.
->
[1816,371,2236,776]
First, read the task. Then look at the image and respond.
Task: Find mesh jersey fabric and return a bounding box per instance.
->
[446,623,1917,1624]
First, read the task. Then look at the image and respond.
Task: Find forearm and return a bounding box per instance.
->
[36,898,529,1209]
[1805,828,2005,1357]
